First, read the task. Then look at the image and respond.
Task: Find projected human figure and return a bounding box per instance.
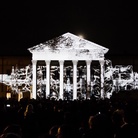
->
[64,77,72,100]
[66,77,72,92]
[63,66,73,100]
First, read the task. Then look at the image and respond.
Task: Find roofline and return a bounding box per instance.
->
[28,32,109,54]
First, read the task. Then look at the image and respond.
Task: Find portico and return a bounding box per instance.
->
[28,32,109,100]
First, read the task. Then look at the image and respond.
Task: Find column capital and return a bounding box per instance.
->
[32,60,37,65]
[86,60,91,65]
[72,60,78,65]
[45,60,51,64]
[99,60,105,65]
[59,60,64,65]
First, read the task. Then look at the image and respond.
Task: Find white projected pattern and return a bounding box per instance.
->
[28,32,108,61]
[0,32,137,100]
[0,61,138,100]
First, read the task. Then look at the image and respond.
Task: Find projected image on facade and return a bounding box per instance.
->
[0,32,138,100]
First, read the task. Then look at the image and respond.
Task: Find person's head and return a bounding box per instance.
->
[57,124,74,138]
[49,125,58,136]
[24,103,34,116]
[88,113,112,137]
[88,115,94,129]
[1,124,22,138]
[26,104,34,112]
[112,109,125,127]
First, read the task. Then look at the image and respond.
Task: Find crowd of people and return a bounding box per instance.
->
[0,94,138,138]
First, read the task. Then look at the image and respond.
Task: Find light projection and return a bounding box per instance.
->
[0,32,138,100]
[112,65,134,92]
[1,65,32,93]
[28,32,109,100]
[1,61,138,100]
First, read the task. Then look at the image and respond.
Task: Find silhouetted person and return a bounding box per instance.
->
[0,124,22,138]
[49,125,58,138]
[57,124,78,138]
[83,113,113,138]
[112,109,136,138]
[22,104,38,138]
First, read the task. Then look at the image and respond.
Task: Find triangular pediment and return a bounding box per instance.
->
[28,32,109,54]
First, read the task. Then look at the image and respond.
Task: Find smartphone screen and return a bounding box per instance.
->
[6,104,10,107]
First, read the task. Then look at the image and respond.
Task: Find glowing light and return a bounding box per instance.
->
[78,34,84,39]
[6,92,11,99]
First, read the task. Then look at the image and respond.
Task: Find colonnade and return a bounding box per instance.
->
[32,60,105,100]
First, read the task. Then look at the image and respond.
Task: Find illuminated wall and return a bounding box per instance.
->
[1,60,138,100]
[0,33,138,100]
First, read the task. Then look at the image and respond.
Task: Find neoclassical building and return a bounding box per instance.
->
[28,32,109,100]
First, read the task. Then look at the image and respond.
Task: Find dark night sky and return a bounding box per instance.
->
[0,1,137,57]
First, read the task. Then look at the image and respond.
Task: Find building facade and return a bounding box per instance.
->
[28,32,109,100]
[1,33,138,100]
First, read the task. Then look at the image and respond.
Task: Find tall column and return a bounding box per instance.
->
[99,60,105,99]
[86,60,91,99]
[59,60,64,100]
[73,60,78,100]
[45,60,51,98]
[32,60,37,99]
